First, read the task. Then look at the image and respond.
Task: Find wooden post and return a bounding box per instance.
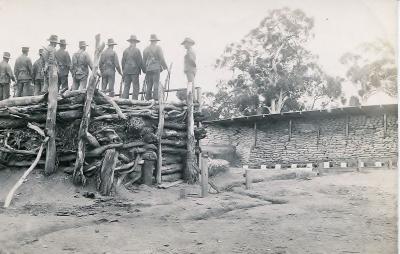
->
[185,81,197,183]
[245,169,252,190]
[195,86,202,167]
[383,113,387,137]
[142,160,155,186]
[254,122,257,147]
[44,62,58,175]
[345,115,349,138]
[98,149,118,196]
[73,34,105,185]
[288,120,292,141]
[156,84,164,185]
[201,153,209,198]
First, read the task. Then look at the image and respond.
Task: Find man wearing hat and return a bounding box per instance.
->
[55,39,72,91]
[0,52,15,100]
[99,38,122,96]
[14,47,33,97]
[121,35,143,99]
[32,49,45,95]
[71,41,93,90]
[181,37,197,83]
[143,34,168,100]
[42,34,59,93]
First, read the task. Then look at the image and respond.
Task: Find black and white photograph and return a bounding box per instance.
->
[0,0,397,253]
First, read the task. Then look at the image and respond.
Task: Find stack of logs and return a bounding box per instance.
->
[0,89,205,195]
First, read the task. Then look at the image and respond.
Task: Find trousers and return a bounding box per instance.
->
[101,72,115,96]
[34,79,44,95]
[123,74,140,99]
[16,80,33,97]
[72,76,88,90]
[145,70,160,100]
[58,75,68,91]
[0,83,10,101]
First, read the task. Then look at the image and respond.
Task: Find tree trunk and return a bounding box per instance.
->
[185,81,198,183]
[44,63,59,175]
[97,149,118,196]
[142,160,155,186]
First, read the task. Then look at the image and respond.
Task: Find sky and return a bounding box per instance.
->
[0,0,397,104]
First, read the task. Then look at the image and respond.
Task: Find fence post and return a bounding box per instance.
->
[201,153,209,197]
[245,169,252,190]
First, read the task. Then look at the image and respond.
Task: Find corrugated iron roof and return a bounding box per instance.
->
[203,104,398,124]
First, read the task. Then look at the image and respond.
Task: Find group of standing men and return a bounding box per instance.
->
[0,34,197,101]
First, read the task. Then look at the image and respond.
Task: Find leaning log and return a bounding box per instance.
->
[4,137,48,208]
[73,34,105,185]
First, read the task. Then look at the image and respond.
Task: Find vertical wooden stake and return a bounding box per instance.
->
[254,122,257,147]
[185,81,197,183]
[288,120,292,141]
[156,79,166,184]
[195,86,202,167]
[345,115,349,138]
[201,153,209,197]
[245,169,252,190]
[383,113,387,137]
[44,63,58,175]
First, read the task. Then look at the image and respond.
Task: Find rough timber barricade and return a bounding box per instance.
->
[0,35,205,204]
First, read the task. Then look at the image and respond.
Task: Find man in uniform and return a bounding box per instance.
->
[0,52,15,100]
[55,39,72,91]
[121,35,143,99]
[143,34,168,100]
[32,49,45,95]
[99,38,122,96]
[71,41,93,90]
[14,47,33,97]
[42,34,59,93]
[181,37,196,83]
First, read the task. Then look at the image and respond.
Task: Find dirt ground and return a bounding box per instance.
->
[0,167,396,254]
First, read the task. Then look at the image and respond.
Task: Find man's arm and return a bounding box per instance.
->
[121,50,126,73]
[137,50,143,75]
[7,65,15,82]
[157,46,168,71]
[114,52,122,75]
[66,52,72,74]
[14,61,19,80]
[32,61,37,79]
[142,49,148,73]
[27,58,33,77]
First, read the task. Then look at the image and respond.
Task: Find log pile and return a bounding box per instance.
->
[0,89,205,194]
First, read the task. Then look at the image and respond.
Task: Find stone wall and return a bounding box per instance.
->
[202,109,398,167]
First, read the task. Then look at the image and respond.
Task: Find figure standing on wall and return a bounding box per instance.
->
[42,34,59,94]
[121,35,143,100]
[0,52,15,100]
[55,39,72,91]
[99,38,122,97]
[32,49,45,95]
[181,37,196,84]
[71,41,93,90]
[143,34,168,100]
[14,47,33,97]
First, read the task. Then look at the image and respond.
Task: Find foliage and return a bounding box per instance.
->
[206,7,342,119]
[340,40,397,102]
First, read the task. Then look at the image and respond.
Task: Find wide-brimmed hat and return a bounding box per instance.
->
[3,52,11,59]
[79,41,88,47]
[59,39,67,45]
[127,35,140,43]
[107,38,117,45]
[22,47,29,51]
[150,34,160,41]
[47,34,59,43]
[181,37,195,45]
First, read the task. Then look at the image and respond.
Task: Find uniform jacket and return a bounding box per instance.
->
[143,45,167,72]
[32,57,45,80]
[0,60,15,84]
[184,48,196,73]
[43,45,58,67]
[71,50,93,79]
[99,48,121,76]
[14,54,33,80]
[55,48,71,76]
[121,46,143,75]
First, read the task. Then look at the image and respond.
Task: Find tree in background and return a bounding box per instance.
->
[340,40,397,103]
[205,8,343,119]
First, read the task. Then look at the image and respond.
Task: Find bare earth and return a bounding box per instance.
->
[0,168,396,254]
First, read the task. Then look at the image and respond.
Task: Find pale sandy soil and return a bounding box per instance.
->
[0,167,396,254]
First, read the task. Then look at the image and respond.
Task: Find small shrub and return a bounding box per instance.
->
[208,159,230,177]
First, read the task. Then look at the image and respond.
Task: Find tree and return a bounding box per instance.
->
[340,40,397,103]
[210,7,342,118]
